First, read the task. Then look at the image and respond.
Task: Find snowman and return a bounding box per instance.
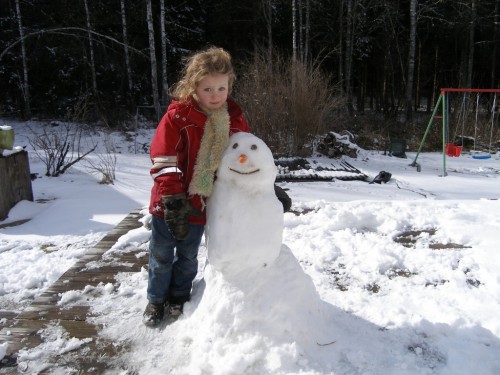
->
[206,132,284,280]
[189,133,334,366]
[154,132,337,372]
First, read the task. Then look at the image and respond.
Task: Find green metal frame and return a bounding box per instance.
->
[410,90,447,176]
[410,87,500,177]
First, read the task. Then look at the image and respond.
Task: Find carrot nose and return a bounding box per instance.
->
[239,154,248,163]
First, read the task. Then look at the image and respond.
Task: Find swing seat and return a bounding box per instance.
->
[445,143,462,157]
[472,154,491,160]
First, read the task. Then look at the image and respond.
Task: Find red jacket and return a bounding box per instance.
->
[149,97,249,225]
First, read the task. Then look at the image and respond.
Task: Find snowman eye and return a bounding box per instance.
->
[251,144,257,150]
[232,143,239,149]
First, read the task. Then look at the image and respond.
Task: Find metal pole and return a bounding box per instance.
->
[442,90,447,176]
[410,93,443,169]
[489,94,497,154]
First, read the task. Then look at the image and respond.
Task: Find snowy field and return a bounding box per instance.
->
[1,120,500,374]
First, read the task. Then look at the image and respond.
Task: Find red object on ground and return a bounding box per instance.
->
[445,143,462,157]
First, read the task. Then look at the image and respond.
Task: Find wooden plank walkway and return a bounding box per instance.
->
[0,209,146,374]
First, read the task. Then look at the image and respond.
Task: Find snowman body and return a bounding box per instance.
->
[206,132,283,278]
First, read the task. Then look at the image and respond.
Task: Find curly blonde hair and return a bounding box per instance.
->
[171,47,236,103]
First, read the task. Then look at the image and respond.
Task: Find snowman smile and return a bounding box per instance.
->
[229,168,260,175]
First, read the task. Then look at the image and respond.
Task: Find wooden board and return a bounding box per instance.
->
[0,209,145,372]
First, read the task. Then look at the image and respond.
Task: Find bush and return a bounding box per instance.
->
[84,132,117,184]
[28,123,97,177]
[234,50,344,157]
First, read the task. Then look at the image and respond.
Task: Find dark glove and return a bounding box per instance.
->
[162,193,199,240]
[274,185,292,213]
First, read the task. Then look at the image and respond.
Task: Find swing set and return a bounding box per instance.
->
[410,88,500,176]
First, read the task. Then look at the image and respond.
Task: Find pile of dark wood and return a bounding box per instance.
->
[316,131,358,159]
[275,157,367,182]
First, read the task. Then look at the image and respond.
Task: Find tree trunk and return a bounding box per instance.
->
[344,0,355,115]
[120,0,133,94]
[357,62,367,111]
[337,0,344,95]
[14,0,30,119]
[492,1,498,87]
[466,0,476,88]
[146,0,161,120]
[404,0,417,122]
[83,0,98,97]
[430,45,438,112]
[160,0,169,106]
[265,0,273,62]
[292,0,297,61]
[304,0,310,64]
[298,0,303,62]
[382,51,388,113]
[415,41,421,111]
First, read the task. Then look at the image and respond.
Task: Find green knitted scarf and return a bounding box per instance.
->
[188,103,230,198]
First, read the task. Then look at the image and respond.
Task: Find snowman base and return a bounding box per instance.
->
[185,245,334,352]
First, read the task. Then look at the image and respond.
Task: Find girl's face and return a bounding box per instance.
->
[194,73,229,111]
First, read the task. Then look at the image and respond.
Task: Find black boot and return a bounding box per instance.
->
[167,302,184,317]
[143,302,164,327]
[167,295,188,318]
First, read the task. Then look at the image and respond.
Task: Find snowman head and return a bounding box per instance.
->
[216,132,277,189]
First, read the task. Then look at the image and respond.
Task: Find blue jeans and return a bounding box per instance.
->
[147,214,204,305]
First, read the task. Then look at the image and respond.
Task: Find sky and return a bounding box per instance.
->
[1,120,500,374]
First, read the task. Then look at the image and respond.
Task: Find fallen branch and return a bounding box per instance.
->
[317,340,337,346]
[395,182,429,198]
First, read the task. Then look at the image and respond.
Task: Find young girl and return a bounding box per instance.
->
[144,47,249,327]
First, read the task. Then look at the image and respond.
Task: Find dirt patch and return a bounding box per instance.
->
[394,228,471,250]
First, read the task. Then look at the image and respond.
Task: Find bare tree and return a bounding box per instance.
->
[83,0,98,97]
[466,0,476,88]
[14,0,30,118]
[0,27,148,63]
[291,0,311,64]
[160,0,169,106]
[292,0,297,61]
[120,0,133,94]
[337,0,344,94]
[344,0,355,115]
[298,0,303,60]
[404,0,417,122]
[146,0,161,120]
[304,0,310,64]
[262,0,273,63]
[492,1,498,88]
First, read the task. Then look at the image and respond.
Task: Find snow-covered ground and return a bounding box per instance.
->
[1,120,500,374]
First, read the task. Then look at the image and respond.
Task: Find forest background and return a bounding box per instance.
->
[1,0,499,156]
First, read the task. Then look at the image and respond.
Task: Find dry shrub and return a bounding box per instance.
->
[65,91,95,123]
[28,123,97,177]
[234,50,344,157]
[84,132,117,184]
